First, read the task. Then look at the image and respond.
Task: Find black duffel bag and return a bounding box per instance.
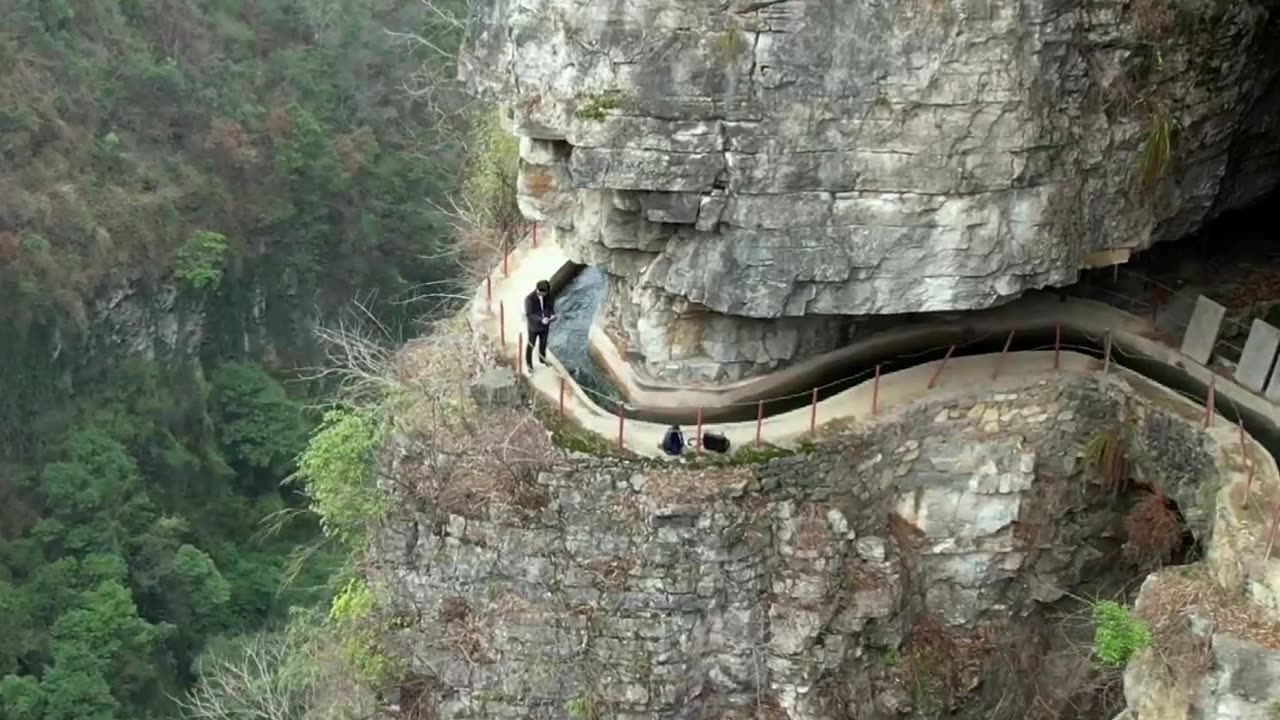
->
[701,431,730,454]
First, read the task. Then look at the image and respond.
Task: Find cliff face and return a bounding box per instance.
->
[376,370,1279,719]
[461,0,1280,382]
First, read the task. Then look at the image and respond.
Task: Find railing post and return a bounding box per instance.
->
[516,332,523,375]
[992,330,1015,380]
[1103,330,1112,374]
[927,346,956,390]
[1204,375,1215,429]
[695,407,703,455]
[558,377,566,421]
[872,364,881,415]
[499,301,506,348]
[1242,460,1255,510]
[486,276,492,312]
[503,247,510,278]
[755,400,764,447]
[1054,321,1061,370]
[616,400,625,451]
[532,224,538,248]
[809,387,819,435]
[1265,502,1280,562]
[1240,420,1248,462]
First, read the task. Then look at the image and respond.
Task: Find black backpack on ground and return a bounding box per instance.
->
[702,431,730,454]
[661,425,685,456]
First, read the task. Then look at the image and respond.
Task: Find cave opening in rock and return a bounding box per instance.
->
[1003,494,1198,720]
[546,264,619,403]
[1075,185,1280,365]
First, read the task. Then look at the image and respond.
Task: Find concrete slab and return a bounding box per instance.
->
[1180,296,1227,365]
[1235,320,1280,393]
[1266,361,1280,404]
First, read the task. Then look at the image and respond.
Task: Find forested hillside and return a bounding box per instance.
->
[0,1,482,717]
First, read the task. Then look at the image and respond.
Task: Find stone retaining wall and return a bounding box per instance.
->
[377,369,1241,719]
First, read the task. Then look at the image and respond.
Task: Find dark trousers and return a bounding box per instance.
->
[525,329,548,367]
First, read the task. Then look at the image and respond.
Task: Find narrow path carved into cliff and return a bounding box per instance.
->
[470,234,1280,461]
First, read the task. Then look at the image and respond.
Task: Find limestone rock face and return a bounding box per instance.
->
[1118,575,1280,720]
[893,436,1039,625]
[462,0,1280,381]
[376,375,1260,720]
[90,276,204,361]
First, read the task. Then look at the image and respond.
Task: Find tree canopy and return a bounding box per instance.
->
[0,0,473,717]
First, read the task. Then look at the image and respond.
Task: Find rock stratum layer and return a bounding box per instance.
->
[377,370,1280,719]
[461,0,1280,381]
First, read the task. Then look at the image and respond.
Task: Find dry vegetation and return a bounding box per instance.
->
[791,502,836,552]
[312,309,559,525]
[894,615,994,716]
[435,591,529,667]
[1082,427,1130,497]
[636,463,755,504]
[389,315,559,522]
[1137,566,1280,685]
[1122,490,1186,568]
[1130,0,1180,39]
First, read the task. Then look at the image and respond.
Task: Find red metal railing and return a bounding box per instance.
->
[927,346,955,389]
[483,228,1279,557]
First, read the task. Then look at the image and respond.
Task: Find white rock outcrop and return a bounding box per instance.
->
[462,0,1280,382]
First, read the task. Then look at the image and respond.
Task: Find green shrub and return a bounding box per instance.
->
[294,408,389,546]
[174,230,228,290]
[18,232,50,255]
[1139,113,1174,187]
[574,88,627,121]
[1092,600,1152,668]
[460,106,520,235]
[327,578,397,684]
[565,693,600,720]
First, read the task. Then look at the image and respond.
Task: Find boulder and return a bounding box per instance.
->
[469,367,522,408]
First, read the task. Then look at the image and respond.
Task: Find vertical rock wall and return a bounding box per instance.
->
[462,0,1280,382]
[377,372,1269,719]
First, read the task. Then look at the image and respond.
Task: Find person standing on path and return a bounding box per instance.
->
[524,279,556,370]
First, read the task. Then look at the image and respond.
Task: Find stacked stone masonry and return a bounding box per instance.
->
[462,0,1280,382]
[377,371,1279,719]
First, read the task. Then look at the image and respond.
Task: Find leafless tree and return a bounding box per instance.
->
[175,619,380,720]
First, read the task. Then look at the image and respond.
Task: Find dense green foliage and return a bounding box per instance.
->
[0,0,466,364]
[1092,600,1153,668]
[294,408,389,547]
[0,362,331,719]
[0,0,470,717]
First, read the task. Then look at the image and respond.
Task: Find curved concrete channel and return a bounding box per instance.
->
[474,236,1280,462]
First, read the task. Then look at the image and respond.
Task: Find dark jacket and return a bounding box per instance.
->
[524,291,555,333]
[661,426,685,456]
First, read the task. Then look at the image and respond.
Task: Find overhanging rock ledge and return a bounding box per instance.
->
[461,0,1280,382]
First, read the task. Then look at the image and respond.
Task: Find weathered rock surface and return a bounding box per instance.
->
[90,276,204,361]
[470,366,523,408]
[1117,574,1280,720]
[462,0,1280,381]
[375,373,1268,719]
